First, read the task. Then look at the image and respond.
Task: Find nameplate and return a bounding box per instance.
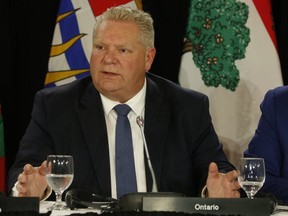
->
[142,197,271,216]
[0,197,39,213]
[119,192,185,211]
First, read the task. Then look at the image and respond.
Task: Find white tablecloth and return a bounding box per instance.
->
[274,212,288,216]
[40,201,101,215]
[274,205,288,216]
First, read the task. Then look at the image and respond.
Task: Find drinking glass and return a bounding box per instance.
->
[237,157,265,199]
[46,155,74,210]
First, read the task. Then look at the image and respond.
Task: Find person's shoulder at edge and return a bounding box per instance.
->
[260,85,288,109]
[38,76,94,96]
[271,85,288,96]
[265,85,288,99]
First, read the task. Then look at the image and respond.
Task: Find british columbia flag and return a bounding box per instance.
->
[46,0,140,87]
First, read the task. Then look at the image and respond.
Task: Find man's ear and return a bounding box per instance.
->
[145,47,156,71]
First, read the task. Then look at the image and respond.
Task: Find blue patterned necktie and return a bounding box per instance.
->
[114,104,137,198]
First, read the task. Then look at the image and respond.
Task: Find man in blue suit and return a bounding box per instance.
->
[244,85,288,204]
[8,6,240,200]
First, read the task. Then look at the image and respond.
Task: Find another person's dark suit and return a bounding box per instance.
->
[244,85,288,204]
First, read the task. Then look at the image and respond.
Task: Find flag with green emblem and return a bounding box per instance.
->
[179,0,283,166]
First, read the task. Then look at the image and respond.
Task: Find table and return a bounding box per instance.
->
[40,201,101,215]
[275,212,288,216]
[40,201,288,216]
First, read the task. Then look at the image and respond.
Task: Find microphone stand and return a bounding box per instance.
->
[136,116,158,192]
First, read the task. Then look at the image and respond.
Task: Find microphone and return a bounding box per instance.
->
[65,189,118,210]
[136,116,158,192]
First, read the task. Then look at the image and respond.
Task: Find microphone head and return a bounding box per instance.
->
[136,116,144,127]
[65,189,118,210]
[65,189,95,210]
[65,189,78,210]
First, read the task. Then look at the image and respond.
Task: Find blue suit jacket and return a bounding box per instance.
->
[244,86,288,204]
[8,73,234,198]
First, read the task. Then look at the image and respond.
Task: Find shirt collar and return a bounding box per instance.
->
[100,79,146,116]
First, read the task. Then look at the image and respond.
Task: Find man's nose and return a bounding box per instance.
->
[103,50,116,64]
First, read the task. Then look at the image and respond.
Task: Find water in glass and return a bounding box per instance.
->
[46,155,74,210]
[237,157,265,199]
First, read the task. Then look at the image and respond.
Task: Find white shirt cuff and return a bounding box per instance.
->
[11,181,52,201]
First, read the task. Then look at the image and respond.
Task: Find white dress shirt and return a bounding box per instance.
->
[100,79,148,199]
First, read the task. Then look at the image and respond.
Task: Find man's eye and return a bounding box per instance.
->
[119,49,129,53]
[95,45,104,50]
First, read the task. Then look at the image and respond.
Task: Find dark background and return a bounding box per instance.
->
[2,0,287,193]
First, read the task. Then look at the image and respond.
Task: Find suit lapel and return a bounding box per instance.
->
[145,75,171,188]
[77,82,111,196]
